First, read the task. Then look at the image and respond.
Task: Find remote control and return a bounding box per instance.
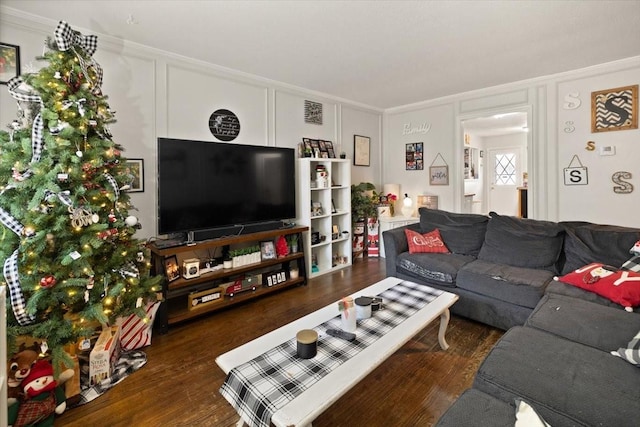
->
[326,329,356,341]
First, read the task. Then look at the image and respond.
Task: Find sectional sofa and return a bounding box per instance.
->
[382,208,640,426]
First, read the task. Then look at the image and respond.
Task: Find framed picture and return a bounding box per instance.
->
[260,240,276,260]
[331,199,337,213]
[405,142,424,170]
[591,85,638,133]
[430,165,449,185]
[164,255,180,282]
[304,100,323,125]
[125,159,144,192]
[354,135,370,166]
[0,43,20,84]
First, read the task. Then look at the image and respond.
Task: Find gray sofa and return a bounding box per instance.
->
[382,208,640,426]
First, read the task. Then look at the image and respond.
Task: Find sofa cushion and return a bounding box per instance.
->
[418,208,488,256]
[545,280,624,309]
[474,326,640,427]
[560,222,640,275]
[526,292,640,351]
[405,228,450,254]
[478,212,564,272]
[456,260,553,309]
[555,263,640,310]
[396,252,475,286]
[435,389,515,427]
[613,329,640,366]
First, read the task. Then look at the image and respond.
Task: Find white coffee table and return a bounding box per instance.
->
[216,277,458,427]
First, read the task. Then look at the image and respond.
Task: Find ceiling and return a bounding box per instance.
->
[2,1,640,110]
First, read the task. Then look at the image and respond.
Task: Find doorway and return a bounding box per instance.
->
[461,111,529,216]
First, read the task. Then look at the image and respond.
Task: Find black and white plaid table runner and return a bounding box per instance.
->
[219,280,444,427]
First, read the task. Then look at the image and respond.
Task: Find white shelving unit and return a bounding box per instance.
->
[296,158,352,278]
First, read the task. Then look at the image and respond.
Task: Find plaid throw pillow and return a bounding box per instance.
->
[405,228,450,254]
[612,330,640,366]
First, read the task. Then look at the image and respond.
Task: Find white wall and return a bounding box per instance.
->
[0,12,383,238]
[385,60,640,228]
[555,67,640,226]
[384,103,456,211]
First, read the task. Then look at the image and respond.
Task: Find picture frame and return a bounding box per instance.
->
[354,135,370,166]
[331,199,337,213]
[429,165,449,185]
[125,158,144,192]
[312,201,323,216]
[325,141,336,158]
[164,255,180,282]
[304,100,323,125]
[591,84,638,133]
[260,240,276,260]
[0,43,20,84]
[406,142,424,170]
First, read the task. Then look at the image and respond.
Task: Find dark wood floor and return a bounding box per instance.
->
[56,257,502,426]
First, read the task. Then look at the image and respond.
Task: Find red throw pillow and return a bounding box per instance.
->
[405,228,450,254]
[556,263,640,310]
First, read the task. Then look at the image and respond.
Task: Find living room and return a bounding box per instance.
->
[1,1,640,426]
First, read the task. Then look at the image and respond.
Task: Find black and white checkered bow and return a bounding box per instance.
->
[54,20,98,56]
[53,21,104,93]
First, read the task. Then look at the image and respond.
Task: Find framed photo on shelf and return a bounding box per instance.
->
[325,141,336,158]
[125,158,144,192]
[164,255,180,282]
[354,135,370,166]
[312,201,323,216]
[0,43,20,84]
[303,138,313,152]
[260,240,276,260]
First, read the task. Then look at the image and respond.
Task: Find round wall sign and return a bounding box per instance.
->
[209,109,240,141]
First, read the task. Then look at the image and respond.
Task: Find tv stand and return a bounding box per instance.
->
[149,226,308,333]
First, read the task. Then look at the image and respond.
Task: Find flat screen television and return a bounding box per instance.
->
[157,138,296,237]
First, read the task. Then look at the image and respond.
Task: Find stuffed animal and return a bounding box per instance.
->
[8,360,68,427]
[7,349,39,406]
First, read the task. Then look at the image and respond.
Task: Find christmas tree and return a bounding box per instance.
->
[0,21,162,368]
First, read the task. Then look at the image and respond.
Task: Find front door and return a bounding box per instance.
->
[487,148,522,216]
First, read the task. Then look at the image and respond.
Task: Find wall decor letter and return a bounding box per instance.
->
[563,155,588,185]
[563,92,581,110]
[585,141,596,151]
[564,121,575,133]
[612,171,633,194]
[591,85,638,133]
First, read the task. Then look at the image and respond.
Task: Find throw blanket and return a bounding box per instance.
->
[73,350,147,406]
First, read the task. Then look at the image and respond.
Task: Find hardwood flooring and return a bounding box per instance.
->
[56,258,502,426]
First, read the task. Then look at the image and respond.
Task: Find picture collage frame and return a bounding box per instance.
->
[303,137,336,158]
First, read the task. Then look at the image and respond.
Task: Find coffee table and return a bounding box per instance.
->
[216,277,458,427]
